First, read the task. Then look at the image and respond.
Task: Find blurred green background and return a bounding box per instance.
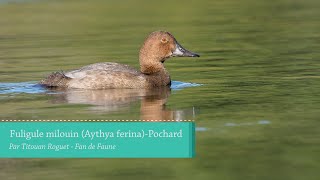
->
[0,0,320,179]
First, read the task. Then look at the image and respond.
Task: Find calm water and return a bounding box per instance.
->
[0,0,320,179]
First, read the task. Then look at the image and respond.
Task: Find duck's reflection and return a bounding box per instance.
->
[49,87,195,121]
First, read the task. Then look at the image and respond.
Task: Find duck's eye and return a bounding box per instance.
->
[161,38,168,43]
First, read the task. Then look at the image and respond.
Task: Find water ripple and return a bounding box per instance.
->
[0,82,46,94]
[224,120,271,127]
[171,81,202,90]
[0,81,202,94]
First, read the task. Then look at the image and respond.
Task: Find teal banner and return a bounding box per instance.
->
[0,122,195,158]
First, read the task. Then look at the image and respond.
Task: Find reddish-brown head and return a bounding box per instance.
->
[139,31,199,63]
[139,31,199,74]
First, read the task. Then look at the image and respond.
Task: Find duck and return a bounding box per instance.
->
[40,31,199,89]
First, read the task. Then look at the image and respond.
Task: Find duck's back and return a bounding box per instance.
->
[40,62,147,89]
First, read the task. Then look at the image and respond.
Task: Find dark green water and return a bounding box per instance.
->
[0,0,320,179]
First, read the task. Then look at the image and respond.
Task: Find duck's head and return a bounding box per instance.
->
[139,31,199,74]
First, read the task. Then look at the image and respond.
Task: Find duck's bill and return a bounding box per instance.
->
[172,41,200,57]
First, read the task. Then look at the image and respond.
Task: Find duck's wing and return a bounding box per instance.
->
[64,62,146,89]
[64,62,141,79]
[40,62,144,88]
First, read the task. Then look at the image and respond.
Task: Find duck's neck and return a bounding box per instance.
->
[139,53,165,74]
[139,56,171,87]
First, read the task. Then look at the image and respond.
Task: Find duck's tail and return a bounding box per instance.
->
[39,71,71,87]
